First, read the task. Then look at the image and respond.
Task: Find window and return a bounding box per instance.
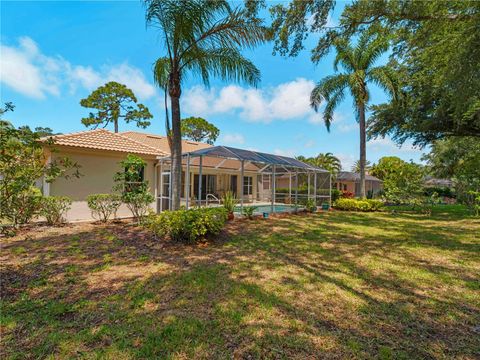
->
[243,176,253,195]
[263,175,270,190]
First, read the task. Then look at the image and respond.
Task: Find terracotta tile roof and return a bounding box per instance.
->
[121,131,211,154]
[41,129,161,156]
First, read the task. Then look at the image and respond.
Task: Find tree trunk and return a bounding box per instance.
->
[358,102,366,198]
[169,72,182,210]
[114,120,118,133]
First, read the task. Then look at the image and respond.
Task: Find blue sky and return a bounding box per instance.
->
[0,1,424,170]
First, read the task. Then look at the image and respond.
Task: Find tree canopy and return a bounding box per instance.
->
[181,117,219,145]
[266,1,480,146]
[80,81,153,133]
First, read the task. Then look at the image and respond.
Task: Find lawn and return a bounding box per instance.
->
[1,205,479,359]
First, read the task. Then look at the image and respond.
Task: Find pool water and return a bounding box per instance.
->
[234,204,301,214]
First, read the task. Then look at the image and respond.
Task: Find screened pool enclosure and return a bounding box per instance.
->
[155,146,331,215]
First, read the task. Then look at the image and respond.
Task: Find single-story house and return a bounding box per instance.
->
[42,129,330,221]
[334,171,383,197]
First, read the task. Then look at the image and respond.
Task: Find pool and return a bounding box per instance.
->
[234,204,302,214]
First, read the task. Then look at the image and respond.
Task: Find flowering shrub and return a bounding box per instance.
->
[333,198,384,212]
[146,207,228,243]
[341,190,354,198]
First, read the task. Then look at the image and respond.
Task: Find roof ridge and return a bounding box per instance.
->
[40,128,108,141]
[114,131,168,156]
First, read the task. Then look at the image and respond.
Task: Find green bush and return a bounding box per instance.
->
[87,194,122,222]
[331,188,341,202]
[40,196,72,225]
[146,207,228,243]
[242,206,257,219]
[305,198,317,213]
[333,198,384,212]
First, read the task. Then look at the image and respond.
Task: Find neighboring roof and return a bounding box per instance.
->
[176,145,328,171]
[424,177,454,187]
[336,171,382,182]
[121,131,211,154]
[41,129,161,156]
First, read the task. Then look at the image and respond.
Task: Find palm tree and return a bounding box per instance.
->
[315,152,341,178]
[351,160,372,173]
[310,32,399,197]
[145,0,266,209]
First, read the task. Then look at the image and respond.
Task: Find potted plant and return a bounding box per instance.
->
[222,191,238,220]
[321,202,330,211]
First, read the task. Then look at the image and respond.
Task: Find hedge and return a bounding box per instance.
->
[333,198,384,212]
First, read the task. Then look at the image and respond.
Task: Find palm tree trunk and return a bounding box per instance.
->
[114,120,118,133]
[358,102,366,198]
[170,94,182,210]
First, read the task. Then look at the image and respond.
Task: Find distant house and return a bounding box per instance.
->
[424,176,454,188]
[334,171,383,197]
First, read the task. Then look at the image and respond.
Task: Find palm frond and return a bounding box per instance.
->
[367,66,400,100]
[310,74,349,112]
[153,57,171,89]
[182,47,260,87]
[333,38,355,72]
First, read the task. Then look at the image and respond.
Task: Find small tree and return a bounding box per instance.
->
[114,155,154,223]
[80,81,153,133]
[181,117,220,145]
[371,156,424,205]
[0,121,80,228]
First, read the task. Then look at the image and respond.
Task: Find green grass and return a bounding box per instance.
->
[1,205,479,359]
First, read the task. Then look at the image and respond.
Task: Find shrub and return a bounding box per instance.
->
[242,206,257,219]
[331,188,341,202]
[40,196,72,225]
[305,198,317,213]
[3,186,43,226]
[87,194,122,222]
[123,191,154,223]
[146,207,228,243]
[333,198,384,212]
[424,186,455,198]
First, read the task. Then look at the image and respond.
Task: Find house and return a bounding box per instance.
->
[334,171,383,197]
[42,129,330,221]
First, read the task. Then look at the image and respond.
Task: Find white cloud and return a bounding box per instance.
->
[273,148,297,157]
[182,78,316,122]
[221,133,245,145]
[1,36,156,100]
[367,137,420,154]
[303,140,316,148]
[309,111,349,126]
[336,153,355,171]
[338,123,357,133]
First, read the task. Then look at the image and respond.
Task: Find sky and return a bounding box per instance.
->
[0,0,425,170]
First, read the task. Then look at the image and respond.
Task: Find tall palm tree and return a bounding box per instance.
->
[310,32,399,197]
[145,0,266,210]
